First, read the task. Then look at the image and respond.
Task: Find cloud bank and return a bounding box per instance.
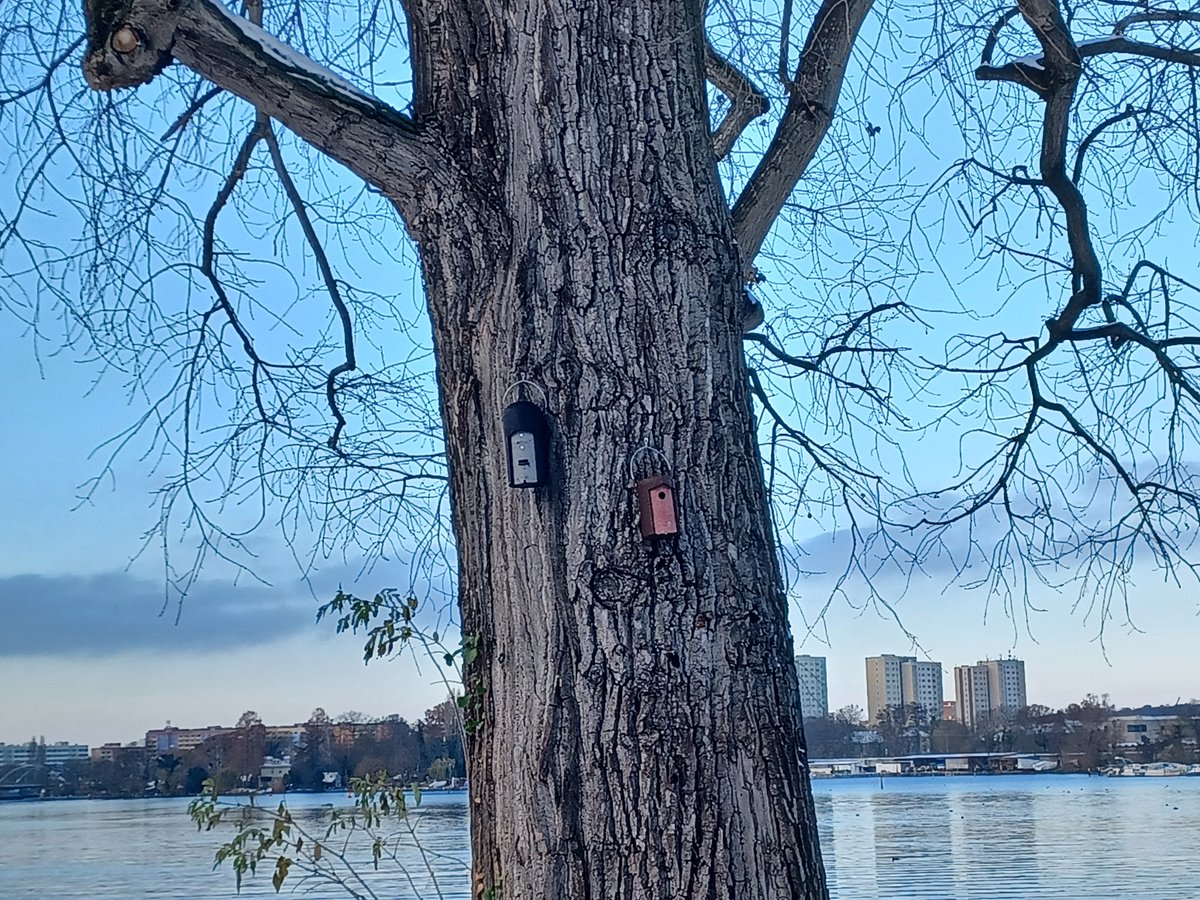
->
[0,572,322,657]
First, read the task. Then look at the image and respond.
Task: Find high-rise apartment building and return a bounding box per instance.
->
[955,664,992,729]
[865,654,944,723]
[987,657,1028,711]
[865,654,906,722]
[794,654,829,719]
[954,658,1028,729]
[902,660,944,722]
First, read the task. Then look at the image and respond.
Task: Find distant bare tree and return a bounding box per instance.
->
[234,710,262,730]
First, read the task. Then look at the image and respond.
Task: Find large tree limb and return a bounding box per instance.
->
[1019,0,1101,326]
[82,0,455,223]
[731,0,874,278]
[1016,0,1079,74]
[1076,36,1200,68]
[705,39,768,161]
[977,36,1200,87]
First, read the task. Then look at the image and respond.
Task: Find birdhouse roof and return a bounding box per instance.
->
[636,474,674,490]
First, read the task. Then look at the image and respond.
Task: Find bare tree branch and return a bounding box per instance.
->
[978,0,1200,335]
[82,0,456,221]
[731,0,874,278]
[778,0,795,84]
[1072,105,1142,182]
[263,127,357,450]
[978,5,1200,87]
[981,7,1022,67]
[161,85,222,140]
[904,0,1200,612]
[1114,8,1200,35]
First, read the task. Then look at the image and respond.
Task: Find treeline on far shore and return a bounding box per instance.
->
[805,697,1200,769]
[6,702,466,799]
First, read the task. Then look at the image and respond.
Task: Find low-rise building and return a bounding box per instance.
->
[0,741,89,768]
[91,742,147,764]
[1107,715,1185,750]
[259,756,292,788]
[145,724,233,755]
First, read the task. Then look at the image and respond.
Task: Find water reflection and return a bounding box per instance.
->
[1,777,1197,898]
[813,776,1199,899]
[876,789,956,898]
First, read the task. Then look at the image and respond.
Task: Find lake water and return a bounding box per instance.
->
[1,775,1197,898]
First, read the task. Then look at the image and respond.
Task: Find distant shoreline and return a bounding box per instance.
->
[1,785,472,803]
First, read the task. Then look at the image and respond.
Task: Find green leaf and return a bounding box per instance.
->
[271,857,292,893]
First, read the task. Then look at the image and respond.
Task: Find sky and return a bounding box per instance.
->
[2,317,1197,747]
[2,6,1200,749]
[0,327,454,746]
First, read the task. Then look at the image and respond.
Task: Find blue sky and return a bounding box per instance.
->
[2,317,1197,747]
[0,325,454,745]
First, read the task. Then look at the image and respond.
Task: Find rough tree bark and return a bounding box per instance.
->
[81,0,849,896]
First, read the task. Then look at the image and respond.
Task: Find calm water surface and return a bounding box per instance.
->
[1,776,1197,898]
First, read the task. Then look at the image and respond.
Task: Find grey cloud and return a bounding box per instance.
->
[778,477,1191,598]
[0,572,323,657]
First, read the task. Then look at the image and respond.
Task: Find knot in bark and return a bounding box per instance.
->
[82,0,186,90]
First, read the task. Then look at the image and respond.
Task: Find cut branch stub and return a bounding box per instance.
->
[110,25,140,53]
[83,0,186,90]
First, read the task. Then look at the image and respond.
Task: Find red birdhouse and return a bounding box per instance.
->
[636,475,678,538]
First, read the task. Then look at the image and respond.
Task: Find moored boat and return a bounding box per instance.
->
[1105,762,1189,777]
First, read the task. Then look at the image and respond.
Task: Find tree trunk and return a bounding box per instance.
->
[77,0,828,893]
[410,2,827,897]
